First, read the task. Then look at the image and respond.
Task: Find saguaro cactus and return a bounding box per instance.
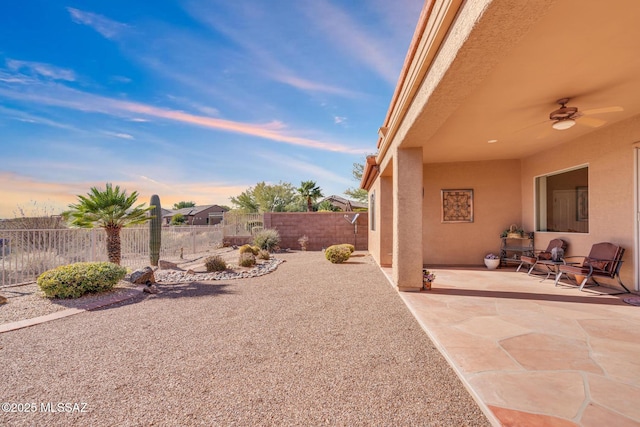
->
[149,194,162,266]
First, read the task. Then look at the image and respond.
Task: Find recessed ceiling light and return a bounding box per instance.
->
[488,139,498,143]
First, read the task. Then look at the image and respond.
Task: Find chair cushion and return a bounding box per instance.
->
[584,257,608,271]
[538,252,552,260]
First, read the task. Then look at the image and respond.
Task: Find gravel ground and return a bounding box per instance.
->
[0,251,489,426]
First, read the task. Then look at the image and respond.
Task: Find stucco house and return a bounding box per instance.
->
[320,195,368,212]
[164,205,228,225]
[361,0,640,293]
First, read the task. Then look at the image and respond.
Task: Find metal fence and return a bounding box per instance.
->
[221,213,264,236]
[0,226,223,287]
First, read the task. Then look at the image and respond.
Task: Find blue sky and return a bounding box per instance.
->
[0,0,422,217]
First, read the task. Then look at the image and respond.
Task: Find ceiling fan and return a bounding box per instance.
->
[549,98,623,130]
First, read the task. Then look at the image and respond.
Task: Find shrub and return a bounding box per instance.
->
[257,249,270,260]
[239,244,259,255]
[325,245,351,264]
[298,235,309,251]
[239,252,256,267]
[341,243,355,253]
[37,262,127,299]
[253,228,281,252]
[204,255,227,272]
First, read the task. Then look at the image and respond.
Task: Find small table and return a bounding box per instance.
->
[532,260,564,282]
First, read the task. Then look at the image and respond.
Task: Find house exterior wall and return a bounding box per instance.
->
[188,206,226,225]
[521,114,640,288]
[423,159,522,265]
[263,212,368,251]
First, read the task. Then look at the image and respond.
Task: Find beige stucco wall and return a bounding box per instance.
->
[423,160,522,265]
[521,114,640,289]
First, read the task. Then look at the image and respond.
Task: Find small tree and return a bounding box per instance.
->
[62,183,152,265]
[344,162,368,203]
[297,180,323,212]
[173,201,196,209]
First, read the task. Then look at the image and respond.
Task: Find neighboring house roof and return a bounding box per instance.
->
[321,195,367,211]
[163,205,228,217]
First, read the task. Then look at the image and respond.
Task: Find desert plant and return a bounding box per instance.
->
[62,183,153,265]
[238,252,256,267]
[253,228,281,251]
[170,213,186,225]
[37,262,127,298]
[298,235,309,251]
[149,194,162,266]
[341,243,355,253]
[204,255,227,272]
[257,249,270,260]
[239,244,259,255]
[325,244,351,264]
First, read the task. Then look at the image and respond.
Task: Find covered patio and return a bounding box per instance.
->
[384,265,640,426]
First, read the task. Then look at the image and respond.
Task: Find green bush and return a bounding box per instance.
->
[170,213,186,225]
[257,249,270,260]
[325,245,351,264]
[239,252,257,267]
[253,228,281,252]
[341,243,355,253]
[37,262,127,299]
[204,255,227,272]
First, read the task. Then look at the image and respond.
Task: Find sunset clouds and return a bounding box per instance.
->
[0,1,422,218]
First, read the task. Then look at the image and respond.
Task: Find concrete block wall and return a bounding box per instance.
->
[263,212,368,251]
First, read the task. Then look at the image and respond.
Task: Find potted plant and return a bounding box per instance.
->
[422,269,436,290]
[484,253,501,270]
[500,224,524,238]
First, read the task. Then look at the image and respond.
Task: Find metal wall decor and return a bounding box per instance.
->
[441,189,474,223]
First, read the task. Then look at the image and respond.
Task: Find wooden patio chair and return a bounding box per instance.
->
[518,238,567,275]
[554,242,629,293]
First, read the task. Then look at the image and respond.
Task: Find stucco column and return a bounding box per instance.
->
[392,147,423,292]
[379,175,393,267]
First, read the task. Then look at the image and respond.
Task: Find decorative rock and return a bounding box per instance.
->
[0,295,7,305]
[128,267,156,284]
[153,258,284,283]
[158,260,180,270]
[143,284,159,294]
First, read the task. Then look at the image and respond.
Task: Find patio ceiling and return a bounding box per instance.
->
[398,0,640,164]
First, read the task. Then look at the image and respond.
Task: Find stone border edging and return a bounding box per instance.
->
[0,286,145,334]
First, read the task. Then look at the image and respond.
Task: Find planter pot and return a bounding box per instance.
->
[484,258,500,270]
[422,280,433,290]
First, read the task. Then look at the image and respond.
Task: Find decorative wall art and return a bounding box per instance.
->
[441,189,474,223]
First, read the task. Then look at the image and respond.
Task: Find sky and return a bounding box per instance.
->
[0,0,423,218]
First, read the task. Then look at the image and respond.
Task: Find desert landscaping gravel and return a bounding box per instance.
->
[0,251,489,426]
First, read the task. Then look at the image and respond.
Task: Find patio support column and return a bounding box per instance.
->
[379,175,393,267]
[393,147,423,292]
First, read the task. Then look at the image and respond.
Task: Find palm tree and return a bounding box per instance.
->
[297,180,323,212]
[63,183,153,265]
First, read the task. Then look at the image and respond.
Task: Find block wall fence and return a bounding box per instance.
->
[223,212,369,251]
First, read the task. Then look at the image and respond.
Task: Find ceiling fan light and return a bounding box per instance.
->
[552,119,576,130]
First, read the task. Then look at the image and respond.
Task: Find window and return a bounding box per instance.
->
[370,190,376,231]
[535,166,588,233]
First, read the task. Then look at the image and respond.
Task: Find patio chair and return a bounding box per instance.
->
[518,239,567,275]
[554,242,629,293]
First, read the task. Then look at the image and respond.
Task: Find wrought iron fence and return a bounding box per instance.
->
[0,225,223,287]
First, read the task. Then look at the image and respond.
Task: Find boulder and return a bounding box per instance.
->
[128,267,155,284]
[143,284,159,294]
[0,295,6,305]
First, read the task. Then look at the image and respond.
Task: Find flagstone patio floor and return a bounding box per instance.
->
[382,266,640,426]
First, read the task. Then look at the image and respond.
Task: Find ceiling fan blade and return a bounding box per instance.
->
[582,106,624,115]
[578,116,606,128]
